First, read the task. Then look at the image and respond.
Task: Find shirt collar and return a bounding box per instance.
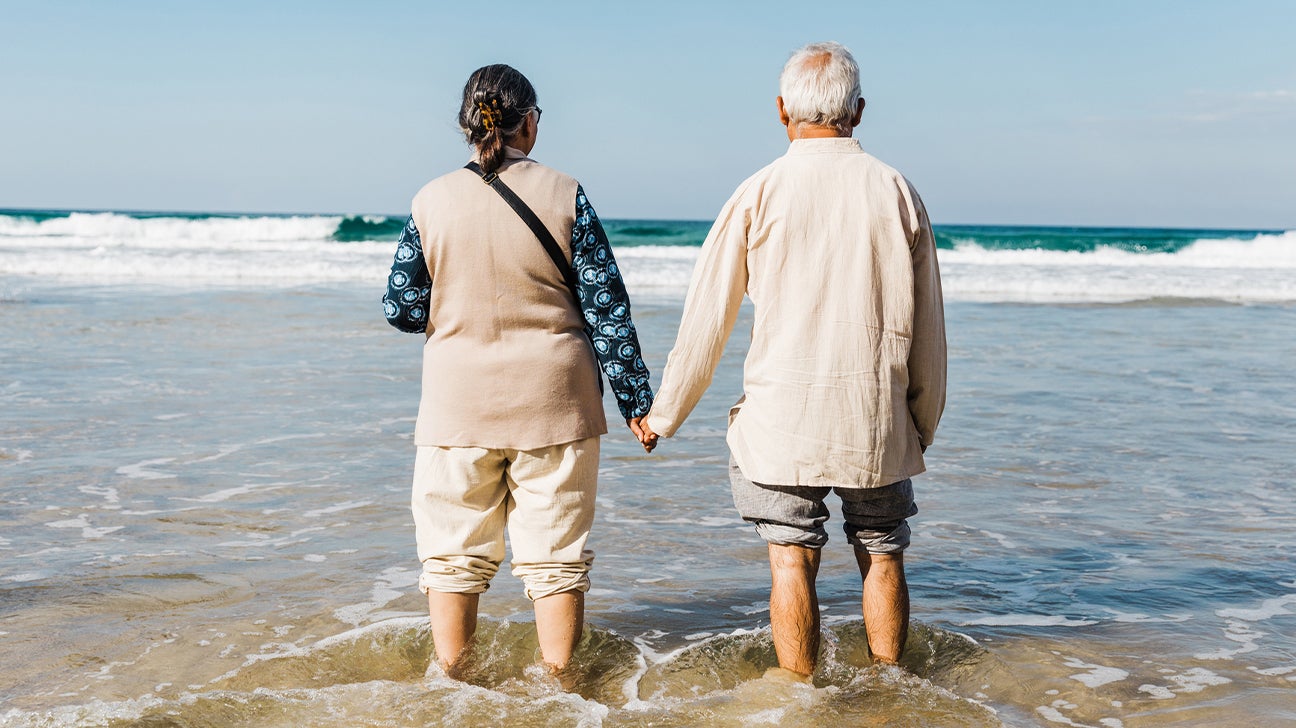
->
[785,137,864,154]
[468,146,533,164]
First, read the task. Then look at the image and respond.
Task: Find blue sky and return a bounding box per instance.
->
[2,0,1293,227]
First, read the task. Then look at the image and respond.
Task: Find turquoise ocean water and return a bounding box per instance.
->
[3,208,1292,302]
[1,210,1294,726]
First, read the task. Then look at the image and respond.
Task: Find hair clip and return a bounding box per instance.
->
[476,98,501,132]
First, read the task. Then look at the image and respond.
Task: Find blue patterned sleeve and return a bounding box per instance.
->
[381,216,431,334]
[571,186,654,419]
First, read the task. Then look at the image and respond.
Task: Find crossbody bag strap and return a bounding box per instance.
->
[464,162,582,304]
[464,161,603,395]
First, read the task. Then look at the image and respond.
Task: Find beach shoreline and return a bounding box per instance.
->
[2,281,1294,725]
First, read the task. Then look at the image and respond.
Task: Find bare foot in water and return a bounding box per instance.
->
[541,659,582,692]
[425,643,476,682]
[762,666,813,684]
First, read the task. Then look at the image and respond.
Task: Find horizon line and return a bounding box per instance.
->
[0,206,1290,234]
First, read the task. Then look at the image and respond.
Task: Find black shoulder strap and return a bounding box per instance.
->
[464,162,603,395]
[464,162,582,305]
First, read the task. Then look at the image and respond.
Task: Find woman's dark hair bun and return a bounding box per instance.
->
[471,89,500,106]
[459,65,537,174]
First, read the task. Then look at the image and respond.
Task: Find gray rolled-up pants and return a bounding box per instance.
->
[729,459,917,554]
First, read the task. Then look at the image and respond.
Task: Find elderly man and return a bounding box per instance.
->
[642,41,946,676]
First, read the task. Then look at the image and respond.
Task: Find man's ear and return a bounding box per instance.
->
[851,97,865,127]
[777,96,791,126]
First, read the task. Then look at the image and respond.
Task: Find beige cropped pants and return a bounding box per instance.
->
[411,437,599,601]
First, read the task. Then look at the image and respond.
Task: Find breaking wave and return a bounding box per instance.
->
[1,210,1292,302]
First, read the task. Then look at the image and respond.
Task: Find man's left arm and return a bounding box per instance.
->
[906,186,947,448]
[644,184,751,440]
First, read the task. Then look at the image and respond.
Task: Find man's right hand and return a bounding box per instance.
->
[627,416,659,453]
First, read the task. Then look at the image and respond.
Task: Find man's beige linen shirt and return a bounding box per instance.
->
[646,137,946,488]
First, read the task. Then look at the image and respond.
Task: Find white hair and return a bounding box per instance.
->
[778,42,861,134]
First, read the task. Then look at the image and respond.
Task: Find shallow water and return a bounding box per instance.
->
[1,283,1294,727]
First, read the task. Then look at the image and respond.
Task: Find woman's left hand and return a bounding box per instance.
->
[626,416,658,453]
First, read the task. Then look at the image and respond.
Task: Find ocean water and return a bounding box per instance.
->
[1,211,1294,727]
[2,209,1295,302]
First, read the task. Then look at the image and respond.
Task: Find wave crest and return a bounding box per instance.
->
[0,211,344,245]
[1,211,1292,302]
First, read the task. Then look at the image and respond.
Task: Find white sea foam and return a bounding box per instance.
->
[959,615,1099,627]
[1061,656,1129,688]
[215,526,324,550]
[1195,619,1265,660]
[332,566,419,626]
[45,514,124,539]
[0,211,343,245]
[1194,593,1296,660]
[0,448,34,463]
[1216,593,1296,621]
[1036,703,1096,727]
[2,213,1293,302]
[206,615,429,685]
[622,231,1296,302]
[1249,665,1296,676]
[936,231,1296,303]
[0,212,389,285]
[175,483,284,504]
[944,230,1296,269]
[78,485,120,504]
[116,458,178,480]
[302,500,373,518]
[1138,667,1232,699]
[924,521,1020,549]
[1103,610,1191,623]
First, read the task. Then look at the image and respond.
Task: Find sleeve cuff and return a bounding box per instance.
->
[645,411,676,438]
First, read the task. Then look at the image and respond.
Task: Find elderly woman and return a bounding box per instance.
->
[382,64,654,675]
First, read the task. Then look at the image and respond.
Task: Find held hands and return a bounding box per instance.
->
[626,416,659,453]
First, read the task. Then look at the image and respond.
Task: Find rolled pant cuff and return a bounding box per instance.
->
[845,520,912,554]
[753,521,829,549]
[512,554,594,601]
[522,573,591,601]
[418,557,498,595]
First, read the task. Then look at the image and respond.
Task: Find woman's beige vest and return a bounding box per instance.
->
[409,148,606,449]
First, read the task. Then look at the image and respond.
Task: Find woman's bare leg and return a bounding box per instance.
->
[427,591,479,673]
[533,590,584,670]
